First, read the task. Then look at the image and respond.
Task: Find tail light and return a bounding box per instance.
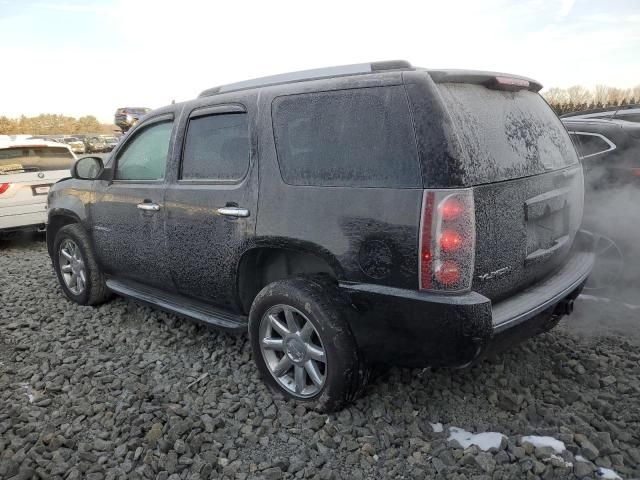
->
[419,189,475,292]
[632,168,640,177]
[0,183,10,195]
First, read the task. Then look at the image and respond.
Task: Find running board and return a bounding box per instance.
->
[105,279,247,333]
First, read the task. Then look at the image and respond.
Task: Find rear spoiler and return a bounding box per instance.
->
[427,69,543,93]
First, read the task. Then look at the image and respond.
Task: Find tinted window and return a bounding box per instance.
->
[272,86,421,188]
[571,133,613,158]
[0,146,74,173]
[115,120,172,180]
[438,84,579,185]
[181,113,249,181]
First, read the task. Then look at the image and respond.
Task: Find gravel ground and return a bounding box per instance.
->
[1,237,639,480]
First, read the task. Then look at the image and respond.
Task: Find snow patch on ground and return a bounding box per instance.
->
[597,467,622,479]
[448,427,504,451]
[521,435,566,453]
[431,422,443,433]
[20,383,34,403]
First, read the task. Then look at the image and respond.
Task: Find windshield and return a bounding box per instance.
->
[0,146,74,173]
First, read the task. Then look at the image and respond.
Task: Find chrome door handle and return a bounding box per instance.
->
[137,203,160,211]
[217,206,249,218]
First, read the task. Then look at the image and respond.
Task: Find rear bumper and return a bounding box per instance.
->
[340,234,595,368]
[0,207,47,231]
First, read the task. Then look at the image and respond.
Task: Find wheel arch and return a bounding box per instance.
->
[236,241,344,314]
[46,209,83,258]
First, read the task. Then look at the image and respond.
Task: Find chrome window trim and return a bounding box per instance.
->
[568,130,616,159]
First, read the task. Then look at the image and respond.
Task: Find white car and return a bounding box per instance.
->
[0,139,76,236]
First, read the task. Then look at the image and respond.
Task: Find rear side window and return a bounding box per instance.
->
[569,132,615,158]
[181,113,249,181]
[437,84,579,185]
[272,86,421,188]
[0,146,74,173]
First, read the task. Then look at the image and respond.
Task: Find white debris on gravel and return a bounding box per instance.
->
[575,455,588,462]
[544,454,572,468]
[20,383,34,403]
[598,467,622,479]
[521,435,566,453]
[448,427,505,451]
[431,422,444,433]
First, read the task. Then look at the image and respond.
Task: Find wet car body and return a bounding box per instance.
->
[47,61,594,372]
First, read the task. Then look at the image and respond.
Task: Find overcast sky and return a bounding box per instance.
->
[1,0,639,123]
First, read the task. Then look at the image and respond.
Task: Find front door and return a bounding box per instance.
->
[91,115,175,289]
[164,104,257,310]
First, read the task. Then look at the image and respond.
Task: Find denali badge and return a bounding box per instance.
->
[477,267,512,281]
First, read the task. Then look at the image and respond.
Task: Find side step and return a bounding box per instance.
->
[106,279,247,333]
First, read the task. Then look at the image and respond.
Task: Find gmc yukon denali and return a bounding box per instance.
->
[47,61,594,411]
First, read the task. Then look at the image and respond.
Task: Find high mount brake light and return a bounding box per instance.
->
[490,76,530,92]
[419,190,475,292]
[0,183,10,194]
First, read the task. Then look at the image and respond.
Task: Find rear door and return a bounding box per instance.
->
[164,103,257,310]
[0,145,74,222]
[434,82,584,301]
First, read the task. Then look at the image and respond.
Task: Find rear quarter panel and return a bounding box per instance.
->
[255,80,422,289]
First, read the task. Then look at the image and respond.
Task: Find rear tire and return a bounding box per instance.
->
[248,276,368,412]
[53,224,112,306]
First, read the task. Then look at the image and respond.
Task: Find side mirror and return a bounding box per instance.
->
[72,156,104,180]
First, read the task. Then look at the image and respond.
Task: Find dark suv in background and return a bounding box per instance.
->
[563,118,640,189]
[47,61,594,411]
[114,107,151,133]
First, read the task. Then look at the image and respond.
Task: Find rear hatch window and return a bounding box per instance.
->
[431,82,584,301]
[0,146,74,174]
[437,84,578,185]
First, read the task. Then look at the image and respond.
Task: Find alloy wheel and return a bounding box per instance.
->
[258,304,327,398]
[58,239,86,295]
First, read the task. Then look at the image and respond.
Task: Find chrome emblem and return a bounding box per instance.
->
[477,266,512,281]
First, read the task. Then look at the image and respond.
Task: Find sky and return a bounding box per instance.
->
[0,0,639,123]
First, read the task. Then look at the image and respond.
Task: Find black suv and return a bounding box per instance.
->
[47,61,594,411]
[562,117,640,189]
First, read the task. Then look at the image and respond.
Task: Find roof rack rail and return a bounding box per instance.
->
[198,60,412,98]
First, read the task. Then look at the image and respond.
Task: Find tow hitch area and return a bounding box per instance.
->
[555,298,575,316]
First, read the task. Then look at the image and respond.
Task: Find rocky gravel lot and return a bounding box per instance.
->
[1,237,639,480]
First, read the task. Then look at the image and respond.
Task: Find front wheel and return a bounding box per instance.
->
[53,224,112,305]
[248,277,368,412]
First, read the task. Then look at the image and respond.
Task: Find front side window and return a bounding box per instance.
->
[181,112,250,181]
[115,120,173,180]
[272,86,421,188]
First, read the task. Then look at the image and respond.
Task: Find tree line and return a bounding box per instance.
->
[0,114,118,135]
[543,84,640,115]
[2,87,639,134]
